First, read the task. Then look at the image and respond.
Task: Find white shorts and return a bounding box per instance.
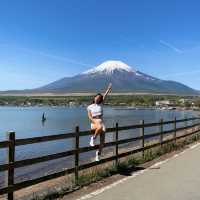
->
[91,119,106,132]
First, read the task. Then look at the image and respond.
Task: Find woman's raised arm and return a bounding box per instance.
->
[103,83,112,101]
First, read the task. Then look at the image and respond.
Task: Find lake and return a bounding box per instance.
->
[0,106,198,186]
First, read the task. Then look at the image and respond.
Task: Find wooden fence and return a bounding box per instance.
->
[0,117,200,200]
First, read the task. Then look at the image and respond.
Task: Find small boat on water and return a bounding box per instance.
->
[42,112,46,122]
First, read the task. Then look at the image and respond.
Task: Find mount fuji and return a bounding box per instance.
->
[2,60,197,95]
[30,60,197,95]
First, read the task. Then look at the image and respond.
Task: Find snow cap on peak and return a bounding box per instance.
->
[83,60,136,75]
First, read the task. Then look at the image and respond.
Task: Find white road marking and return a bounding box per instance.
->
[76,142,200,200]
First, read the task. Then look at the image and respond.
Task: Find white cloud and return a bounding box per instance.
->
[36,51,91,67]
[159,40,183,54]
[0,44,92,67]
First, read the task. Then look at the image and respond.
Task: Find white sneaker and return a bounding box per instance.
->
[95,150,100,162]
[90,136,95,147]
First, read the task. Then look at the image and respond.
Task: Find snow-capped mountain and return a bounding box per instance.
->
[83,60,136,75]
[32,60,197,95]
[82,60,157,81]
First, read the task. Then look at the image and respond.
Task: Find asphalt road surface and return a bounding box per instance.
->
[76,143,200,200]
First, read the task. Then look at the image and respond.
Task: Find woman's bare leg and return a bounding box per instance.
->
[91,121,103,139]
[90,123,102,147]
[91,122,105,160]
[94,127,103,139]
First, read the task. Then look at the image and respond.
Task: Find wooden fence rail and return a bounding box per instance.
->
[0,117,200,199]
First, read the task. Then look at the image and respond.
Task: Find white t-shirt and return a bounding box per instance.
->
[87,103,103,117]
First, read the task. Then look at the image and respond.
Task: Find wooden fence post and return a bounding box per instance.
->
[75,126,79,184]
[174,117,177,143]
[6,131,15,200]
[115,123,119,166]
[160,119,163,147]
[140,120,145,158]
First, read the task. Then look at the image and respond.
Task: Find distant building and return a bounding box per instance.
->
[69,101,77,107]
[26,102,32,106]
[119,103,127,106]
[179,98,193,104]
[155,100,176,107]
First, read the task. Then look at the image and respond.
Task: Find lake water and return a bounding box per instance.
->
[0,106,198,187]
[0,106,196,140]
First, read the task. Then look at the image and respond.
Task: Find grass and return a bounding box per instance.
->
[28,131,200,200]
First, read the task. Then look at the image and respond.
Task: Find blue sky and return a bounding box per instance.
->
[0,0,200,90]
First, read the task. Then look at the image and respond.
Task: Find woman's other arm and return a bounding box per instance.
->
[88,110,94,123]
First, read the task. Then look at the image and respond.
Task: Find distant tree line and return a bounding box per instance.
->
[0,95,199,107]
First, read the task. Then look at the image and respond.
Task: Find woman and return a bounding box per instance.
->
[87,83,112,161]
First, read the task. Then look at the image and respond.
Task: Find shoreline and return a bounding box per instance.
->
[0,94,199,110]
[0,104,199,112]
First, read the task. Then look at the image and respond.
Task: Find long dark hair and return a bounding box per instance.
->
[92,93,104,104]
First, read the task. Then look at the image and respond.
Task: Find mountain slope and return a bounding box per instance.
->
[34,60,197,95]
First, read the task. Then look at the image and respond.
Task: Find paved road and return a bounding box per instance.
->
[77,143,200,200]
